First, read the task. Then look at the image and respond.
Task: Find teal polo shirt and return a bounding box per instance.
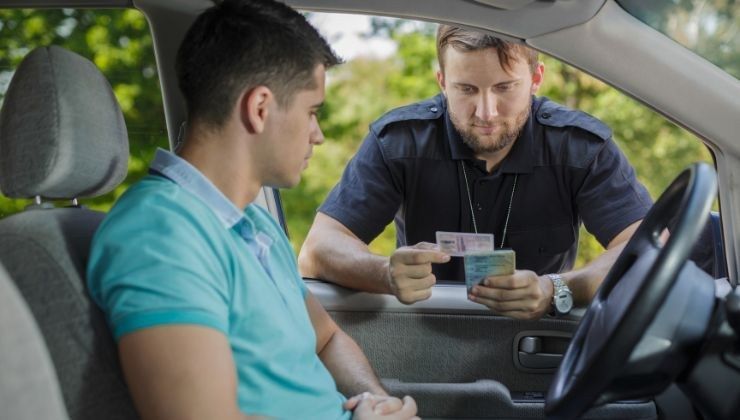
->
[88,148,350,419]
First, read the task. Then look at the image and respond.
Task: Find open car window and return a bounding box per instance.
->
[280,12,717,274]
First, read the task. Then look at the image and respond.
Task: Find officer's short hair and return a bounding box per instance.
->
[436,25,539,74]
[176,0,342,128]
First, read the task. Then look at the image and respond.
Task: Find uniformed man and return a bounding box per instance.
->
[298,25,653,320]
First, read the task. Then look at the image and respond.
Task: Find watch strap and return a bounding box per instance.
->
[547,273,572,316]
[547,273,566,290]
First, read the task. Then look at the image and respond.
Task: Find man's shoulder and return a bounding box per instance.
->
[98,175,213,240]
[369,94,445,136]
[534,97,612,142]
[365,94,449,161]
[109,175,190,215]
[531,97,618,169]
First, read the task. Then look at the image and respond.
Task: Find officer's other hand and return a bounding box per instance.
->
[468,269,554,320]
[387,242,450,304]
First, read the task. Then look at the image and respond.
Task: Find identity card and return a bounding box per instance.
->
[435,231,494,257]
[463,249,516,291]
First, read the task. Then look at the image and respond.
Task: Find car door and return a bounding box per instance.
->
[308,278,585,418]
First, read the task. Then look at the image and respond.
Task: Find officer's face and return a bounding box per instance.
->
[437,48,543,158]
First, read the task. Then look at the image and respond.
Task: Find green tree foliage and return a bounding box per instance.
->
[0,9,167,217]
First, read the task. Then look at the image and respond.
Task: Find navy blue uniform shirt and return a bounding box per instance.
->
[320,94,653,281]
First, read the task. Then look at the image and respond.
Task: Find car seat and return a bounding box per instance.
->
[0,45,138,419]
[0,262,69,420]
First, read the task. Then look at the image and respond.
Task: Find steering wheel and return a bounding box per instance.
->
[545,163,717,420]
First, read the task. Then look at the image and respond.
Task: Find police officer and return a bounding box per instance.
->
[298,25,653,320]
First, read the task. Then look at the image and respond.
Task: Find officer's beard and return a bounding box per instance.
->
[451,101,530,155]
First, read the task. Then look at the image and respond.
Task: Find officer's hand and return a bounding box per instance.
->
[468,269,554,320]
[387,242,450,304]
[349,393,419,420]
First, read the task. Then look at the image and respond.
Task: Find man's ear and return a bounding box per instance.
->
[240,86,273,134]
[436,70,447,96]
[530,62,545,95]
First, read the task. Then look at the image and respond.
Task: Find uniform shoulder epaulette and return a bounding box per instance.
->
[370,95,445,135]
[535,99,612,141]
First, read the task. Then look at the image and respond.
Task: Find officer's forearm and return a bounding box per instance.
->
[298,214,392,294]
[561,220,641,306]
[560,244,625,306]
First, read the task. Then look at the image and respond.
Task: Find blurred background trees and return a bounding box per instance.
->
[0,9,714,269]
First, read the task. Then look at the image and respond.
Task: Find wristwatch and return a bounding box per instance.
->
[547,273,573,316]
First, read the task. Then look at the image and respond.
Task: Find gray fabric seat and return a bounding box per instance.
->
[0,46,137,419]
[0,263,69,420]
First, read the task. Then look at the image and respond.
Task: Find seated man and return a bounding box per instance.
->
[299,25,653,320]
[87,0,417,418]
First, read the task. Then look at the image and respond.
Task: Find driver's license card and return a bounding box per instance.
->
[435,231,494,257]
[463,249,516,291]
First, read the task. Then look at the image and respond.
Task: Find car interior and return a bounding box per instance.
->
[0,263,68,420]
[0,1,738,419]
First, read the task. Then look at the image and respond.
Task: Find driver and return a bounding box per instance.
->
[298,25,654,320]
[87,0,418,418]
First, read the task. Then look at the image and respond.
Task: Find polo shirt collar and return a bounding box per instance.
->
[149,148,244,229]
[446,96,536,174]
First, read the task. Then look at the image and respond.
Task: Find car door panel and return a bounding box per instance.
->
[309,280,658,418]
[309,280,575,384]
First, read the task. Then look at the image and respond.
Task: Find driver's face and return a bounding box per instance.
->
[264,65,326,188]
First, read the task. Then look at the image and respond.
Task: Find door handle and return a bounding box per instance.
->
[518,336,563,369]
[514,331,572,372]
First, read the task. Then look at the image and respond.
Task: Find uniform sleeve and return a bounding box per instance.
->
[87,195,231,341]
[319,131,403,244]
[577,139,653,247]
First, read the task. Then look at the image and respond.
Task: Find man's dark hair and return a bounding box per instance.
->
[176,0,341,127]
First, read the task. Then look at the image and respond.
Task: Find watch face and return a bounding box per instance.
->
[555,292,573,313]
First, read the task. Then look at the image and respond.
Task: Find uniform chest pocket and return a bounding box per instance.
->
[506,223,575,256]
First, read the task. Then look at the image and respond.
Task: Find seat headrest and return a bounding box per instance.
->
[0,46,129,199]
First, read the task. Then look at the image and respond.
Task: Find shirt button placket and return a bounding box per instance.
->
[475,179,485,212]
